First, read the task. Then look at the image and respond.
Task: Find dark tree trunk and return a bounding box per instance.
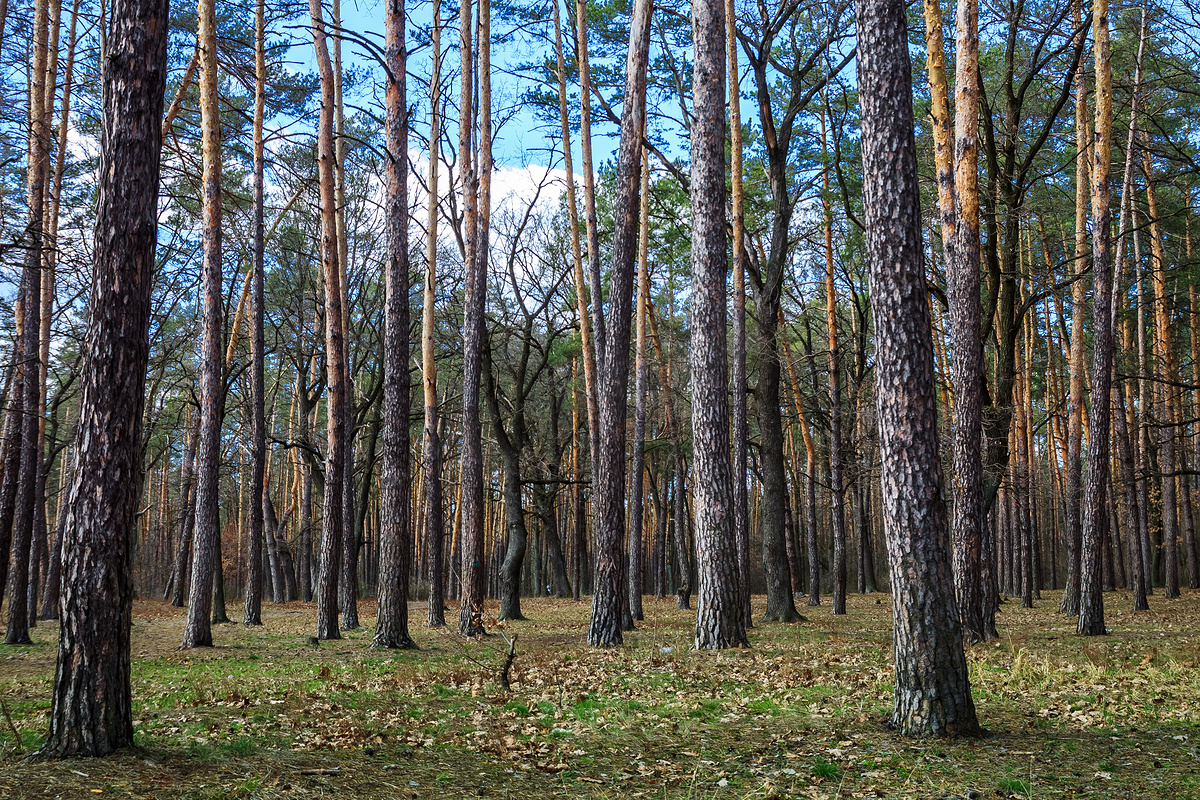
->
[0,364,24,604]
[856,0,981,734]
[372,0,414,649]
[182,0,224,650]
[587,0,652,646]
[39,453,70,620]
[170,416,198,607]
[36,0,167,754]
[628,154,650,622]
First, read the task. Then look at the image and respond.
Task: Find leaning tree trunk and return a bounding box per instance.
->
[311,0,346,641]
[182,0,225,650]
[372,0,415,650]
[856,0,981,735]
[36,0,167,756]
[690,0,746,650]
[588,0,653,646]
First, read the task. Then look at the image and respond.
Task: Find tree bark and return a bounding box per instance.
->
[182,0,225,650]
[587,0,652,646]
[856,0,981,734]
[243,0,267,627]
[373,0,415,650]
[628,150,650,622]
[691,0,745,649]
[311,0,346,641]
[423,0,446,628]
[1078,0,1114,636]
[36,0,167,755]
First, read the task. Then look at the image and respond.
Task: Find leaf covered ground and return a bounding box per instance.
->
[1,591,1198,798]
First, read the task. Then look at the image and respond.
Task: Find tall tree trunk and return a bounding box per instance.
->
[780,317,818,606]
[1143,147,1180,600]
[575,0,604,375]
[1077,0,1113,636]
[856,0,980,734]
[243,0,267,627]
[423,0,446,628]
[820,109,847,616]
[1061,0,1089,617]
[726,0,751,628]
[458,0,487,637]
[690,0,745,649]
[182,0,225,649]
[587,0,652,646]
[36,0,167,754]
[5,0,52,646]
[373,0,415,649]
[311,0,346,641]
[628,150,650,622]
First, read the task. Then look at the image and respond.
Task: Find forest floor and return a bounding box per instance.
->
[0,590,1198,799]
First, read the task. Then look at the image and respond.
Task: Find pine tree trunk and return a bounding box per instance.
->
[36,0,167,754]
[691,0,745,649]
[373,0,415,649]
[856,0,981,734]
[628,150,650,622]
[311,0,346,641]
[181,0,225,649]
[1077,0,1114,636]
[243,0,267,627]
[423,0,446,628]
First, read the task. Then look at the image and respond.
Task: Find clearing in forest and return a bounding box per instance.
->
[1,592,1198,798]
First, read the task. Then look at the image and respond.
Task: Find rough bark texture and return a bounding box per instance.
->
[1077,0,1113,635]
[182,0,224,650]
[727,0,751,629]
[690,0,746,650]
[373,0,415,650]
[822,112,847,617]
[243,0,267,627]
[458,0,487,638]
[36,0,167,755]
[856,0,981,735]
[947,0,987,642]
[311,0,345,641]
[587,0,652,647]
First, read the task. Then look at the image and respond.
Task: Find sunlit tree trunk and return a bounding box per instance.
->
[628,150,650,622]
[242,0,267,627]
[311,0,346,641]
[423,0,446,628]
[182,0,225,649]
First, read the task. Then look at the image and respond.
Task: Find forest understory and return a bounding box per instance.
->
[1,593,1197,799]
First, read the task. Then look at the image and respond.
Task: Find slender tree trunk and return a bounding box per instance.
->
[423,0,446,628]
[458,0,487,637]
[587,0,653,646]
[1061,0,1089,617]
[1143,146,1180,600]
[373,0,415,649]
[35,0,167,754]
[311,0,346,641]
[780,318,818,606]
[575,0,604,374]
[726,0,751,628]
[181,0,225,649]
[243,0,267,627]
[628,150,650,622]
[1078,0,1113,636]
[856,0,980,734]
